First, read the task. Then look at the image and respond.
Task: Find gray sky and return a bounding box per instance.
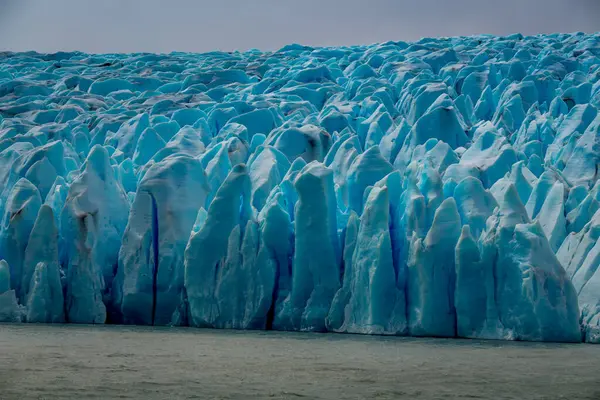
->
[1,0,599,53]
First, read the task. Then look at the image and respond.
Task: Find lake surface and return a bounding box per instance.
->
[0,324,599,399]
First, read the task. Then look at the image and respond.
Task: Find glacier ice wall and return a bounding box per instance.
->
[1,32,600,342]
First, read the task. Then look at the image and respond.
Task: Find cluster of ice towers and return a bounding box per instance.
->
[0,32,599,343]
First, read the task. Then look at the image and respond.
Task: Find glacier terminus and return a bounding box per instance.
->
[0,32,600,343]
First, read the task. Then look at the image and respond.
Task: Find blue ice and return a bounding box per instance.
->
[0,32,599,342]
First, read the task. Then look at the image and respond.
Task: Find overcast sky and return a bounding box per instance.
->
[0,0,599,53]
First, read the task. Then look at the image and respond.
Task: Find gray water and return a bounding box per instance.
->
[0,324,599,399]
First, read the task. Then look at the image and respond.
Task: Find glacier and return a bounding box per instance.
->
[0,32,599,343]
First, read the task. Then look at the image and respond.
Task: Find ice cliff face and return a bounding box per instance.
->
[0,32,600,342]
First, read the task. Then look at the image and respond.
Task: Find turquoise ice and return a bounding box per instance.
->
[0,32,600,342]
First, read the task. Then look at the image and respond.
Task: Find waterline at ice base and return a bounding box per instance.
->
[0,32,599,343]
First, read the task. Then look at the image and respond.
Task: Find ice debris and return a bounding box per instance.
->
[1,32,600,342]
